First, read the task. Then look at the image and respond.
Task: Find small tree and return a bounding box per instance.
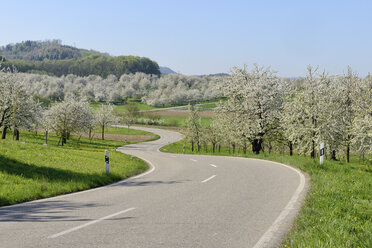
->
[122,103,139,134]
[185,103,202,152]
[45,99,94,145]
[95,104,119,140]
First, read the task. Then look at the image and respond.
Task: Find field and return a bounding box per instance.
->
[88,126,158,142]
[161,141,372,248]
[0,128,156,207]
[91,101,217,127]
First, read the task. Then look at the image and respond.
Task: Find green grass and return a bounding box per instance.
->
[0,130,153,207]
[91,126,155,136]
[197,102,217,110]
[145,115,213,127]
[90,101,158,112]
[161,140,372,248]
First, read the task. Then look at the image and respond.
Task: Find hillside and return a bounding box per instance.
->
[159,66,176,74]
[0,40,160,77]
[0,40,106,61]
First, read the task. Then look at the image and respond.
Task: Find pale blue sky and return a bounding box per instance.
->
[1,0,371,76]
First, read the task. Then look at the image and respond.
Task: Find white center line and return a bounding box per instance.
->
[190,159,198,162]
[48,207,136,239]
[209,164,217,168]
[201,175,216,183]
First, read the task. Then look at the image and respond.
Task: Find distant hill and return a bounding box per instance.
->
[159,66,176,74]
[0,40,160,77]
[0,40,106,61]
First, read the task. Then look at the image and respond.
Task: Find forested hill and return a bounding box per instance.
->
[0,40,106,60]
[0,40,160,77]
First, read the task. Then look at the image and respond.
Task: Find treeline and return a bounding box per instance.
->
[2,55,160,78]
[0,40,102,61]
[13,72,223,106]
[0,40,160,77]
[185,64,371,163]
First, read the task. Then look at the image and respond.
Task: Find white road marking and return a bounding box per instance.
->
[170,155,177,158]
[209,164,217,168]
[48,208,136,239]
[252,160,306,248]
[201,175,216,183]
[190,159,198,162]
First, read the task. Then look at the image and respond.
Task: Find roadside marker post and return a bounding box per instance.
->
[105,150,109,174]
[320,143,324,165]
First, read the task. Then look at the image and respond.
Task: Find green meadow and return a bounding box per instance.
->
[0,128,154,207]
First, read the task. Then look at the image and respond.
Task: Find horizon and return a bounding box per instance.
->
[1,0,372,77]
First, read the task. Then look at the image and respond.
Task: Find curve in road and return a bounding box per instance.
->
[0,126,308,248]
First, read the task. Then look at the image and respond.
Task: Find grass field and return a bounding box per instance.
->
[90,101,158,111]
[145,114,213,127]
[90,101,216,128]
[91,126,155,136]
[161,140,372,248]
[0,128,154,207]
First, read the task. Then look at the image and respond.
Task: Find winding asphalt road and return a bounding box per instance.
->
[0,126,308,248]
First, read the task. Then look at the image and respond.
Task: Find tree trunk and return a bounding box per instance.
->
[218,144,221,153]
[251,138,263,155]
[268,143,272,154]
[102,125,105,140]
[346,143,350,163]
[89,128,91,138]
[311,140,315,158]
[289,142,293,156]
[243,143,247,154]
[1,126,7,139]
[191,141,194,152]
[15,129,19,141]
[212,143,215,153]
[232,143,235,154]
[331,150,336,160]
[45,130,48,144]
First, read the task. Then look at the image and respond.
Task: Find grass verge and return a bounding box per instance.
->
[161,140,372,248]
[0,129,154,207]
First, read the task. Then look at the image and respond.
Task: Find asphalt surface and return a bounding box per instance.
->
[0,126,308,248]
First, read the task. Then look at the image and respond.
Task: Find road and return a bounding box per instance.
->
[0,126,308,248]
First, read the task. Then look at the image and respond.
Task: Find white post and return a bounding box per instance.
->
[320,143,324,165]
[105,150,109,174]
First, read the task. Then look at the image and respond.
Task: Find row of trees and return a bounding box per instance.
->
[185,64,371,162]
[0,66,138,144]
[2,55,160,78]
[12,72,224,106]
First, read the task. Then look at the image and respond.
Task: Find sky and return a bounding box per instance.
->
[1,0,372,76]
